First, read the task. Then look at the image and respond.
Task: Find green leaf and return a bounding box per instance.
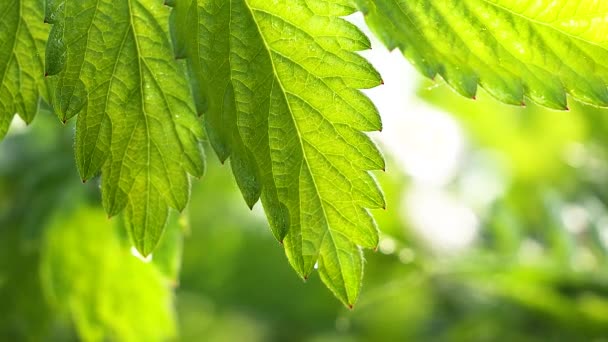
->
[45,0,206,255]
[172,0,385,307]
[357,0,608,109]
[0,0,48,139]
[40,207,176,341]
[152,210,186,284]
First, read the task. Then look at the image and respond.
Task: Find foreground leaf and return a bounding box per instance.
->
[357,0,608,109]
[172,0,385,306]
[0,0,48,138]
[45,0,205,255]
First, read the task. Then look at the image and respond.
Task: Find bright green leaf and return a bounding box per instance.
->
[45,0,206,255]
[152,210,186,284]
[357,0,608,109]
[40,207,176,342]
[0,0,48,138]
[171,0,385,307]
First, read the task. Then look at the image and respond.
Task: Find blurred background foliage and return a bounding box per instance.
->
[4,75,608,341]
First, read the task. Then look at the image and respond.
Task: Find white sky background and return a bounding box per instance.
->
[349,14,481,253]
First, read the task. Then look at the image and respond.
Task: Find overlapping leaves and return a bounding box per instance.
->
[4,0,608,306]
[356,0,608,109]
[171,0,385,306]
[45,0,205,255]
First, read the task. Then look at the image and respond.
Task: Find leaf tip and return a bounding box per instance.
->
[245,197,258,210]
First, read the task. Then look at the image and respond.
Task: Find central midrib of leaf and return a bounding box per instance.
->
[364,0,608,108]
[238,2,339,272]
[171,0,383,306]
[469,0,608,103]
[478,0,607,50]
[79,0,110,177]
[46,0,205,256]
[127,0,154,234]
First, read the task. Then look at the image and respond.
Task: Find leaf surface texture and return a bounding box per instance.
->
[357,0,608,109]
[0,0,48,138]
[46,0,205,255]
[172,0,385,306]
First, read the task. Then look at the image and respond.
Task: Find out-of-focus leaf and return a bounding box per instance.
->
[153,211,186,284]
[40,207,176,342]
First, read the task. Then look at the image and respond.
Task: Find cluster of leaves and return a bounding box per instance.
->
[2,0,608,306]
[5,103,608,341]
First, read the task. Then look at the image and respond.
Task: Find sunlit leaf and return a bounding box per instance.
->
[45,0,206,255]
[171,0,385,306]
[357,0,608,109]
[40,207,176,341]
[0,0,48,138]
[152,210,186,284]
